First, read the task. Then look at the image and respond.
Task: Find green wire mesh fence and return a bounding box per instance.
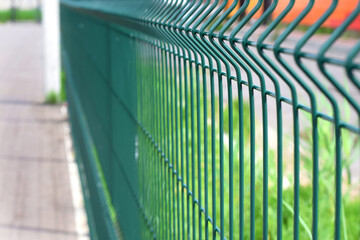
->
[60,0,360,239]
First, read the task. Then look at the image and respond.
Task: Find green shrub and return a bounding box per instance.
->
[45,91,59,104]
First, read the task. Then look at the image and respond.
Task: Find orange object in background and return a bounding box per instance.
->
[225,0,241,18]
[273,0,360,30]
[224,0,360,30]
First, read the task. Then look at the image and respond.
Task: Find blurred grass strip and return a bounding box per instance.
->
[0,10,11,22]
[0,8,41,23]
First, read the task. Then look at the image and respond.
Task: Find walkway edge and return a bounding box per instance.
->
[61,105,90,240]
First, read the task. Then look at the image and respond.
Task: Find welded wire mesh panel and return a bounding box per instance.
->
[61,0,360,239]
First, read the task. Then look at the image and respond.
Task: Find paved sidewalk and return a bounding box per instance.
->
[0,23,84,240]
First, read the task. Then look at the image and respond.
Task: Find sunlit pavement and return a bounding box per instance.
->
[0,23,87,240]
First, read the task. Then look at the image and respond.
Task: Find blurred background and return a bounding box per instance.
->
[0,0,359,239]
[0,0,41,22]
[0,0,88,239]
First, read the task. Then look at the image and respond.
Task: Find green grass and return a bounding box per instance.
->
[45,90,59,104]
[92,146,122,237]
[0,8,41,23]
[136,68,360,239]
[60,71,67,102]
[15,9,41,21]
[44,71,67,104]
[0,10,11,22]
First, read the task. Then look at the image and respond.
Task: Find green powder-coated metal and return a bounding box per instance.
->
[61,0,360,239]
